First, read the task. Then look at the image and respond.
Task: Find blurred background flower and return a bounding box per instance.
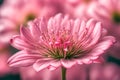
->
[88,0,120,59]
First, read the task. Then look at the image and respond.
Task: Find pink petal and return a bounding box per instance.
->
[76,55,99,64]
[89,36,115,56]
[9,59,36,67]
[78,20,86,40]
[10,35,33,50]
[28,21,41,40]
[20,26,34,43]
[39,18,48,34]
[64,21,72,33]
[71,19,81,40]
[33,58,53,72]
[72,19,81,35]
[93,57,105,63]
[86,19,97,37]
[79,19,97,48]
[77,58,92,64]
[50,60,61,68]
[20,26,38,47]
[61,59,76,68]
[101,28,107,37]
[53,13,62,34]
[48,65,57,71]
[47,17,54,33]
[86,22,102,48]
[8,50,41,67]
[61,14,70,30]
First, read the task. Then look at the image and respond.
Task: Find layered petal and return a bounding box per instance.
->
[88,36,115,56]
[33,58,53,72]
[10,35,33,50]
[8,50,41,67]
[61,59,76,68]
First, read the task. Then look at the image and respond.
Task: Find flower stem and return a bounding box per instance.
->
[61,67,66,80]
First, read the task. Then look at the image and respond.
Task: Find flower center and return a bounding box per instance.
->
[26,14,36,21]
[23,13,36,25]
[112,12,120,24]
[42,34,85,60]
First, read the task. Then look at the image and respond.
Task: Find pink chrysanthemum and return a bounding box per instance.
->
[8,14,115,72]
[64,0,98,18]
[88,0,120,58]
[88,0,120,26]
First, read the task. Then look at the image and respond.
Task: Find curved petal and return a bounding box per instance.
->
[39,18,48,34]
[10,35,33,50]
[20,26,32,39]
[50,60,61,68]
[48,65,57,71]
[72,19,81,35]
[48,14,69,35]
[89,36,115,56]
[45,60,61,71]
[20,26,38,47]
[9,59,36,67]
[53,13,63,34]
[20,26,34,43]
[78,20,86,40]
[85,22,102,49]
[47,17,54,33]
[76,36,115,64]
[62,14,71,31]
[28,20,41,40]
[8,50,41,67]
[76,58,92,64]
[33,58,53,72]
[61,59,76,68]
[92,57,105,63]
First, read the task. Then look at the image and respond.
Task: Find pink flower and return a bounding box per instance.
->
[88,0,120,58]
[0,0,64,25]
[64,0,98,18]
[8,14,115,72]
[88,0,120,26]
[0,0,42,24]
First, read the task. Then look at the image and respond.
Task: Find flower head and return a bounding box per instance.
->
[64,0,98,18]
[88,0,120,26]
[88,0,120,58]
[8,14,115,72]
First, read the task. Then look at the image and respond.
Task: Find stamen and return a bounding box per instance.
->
[41,30,85,59]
